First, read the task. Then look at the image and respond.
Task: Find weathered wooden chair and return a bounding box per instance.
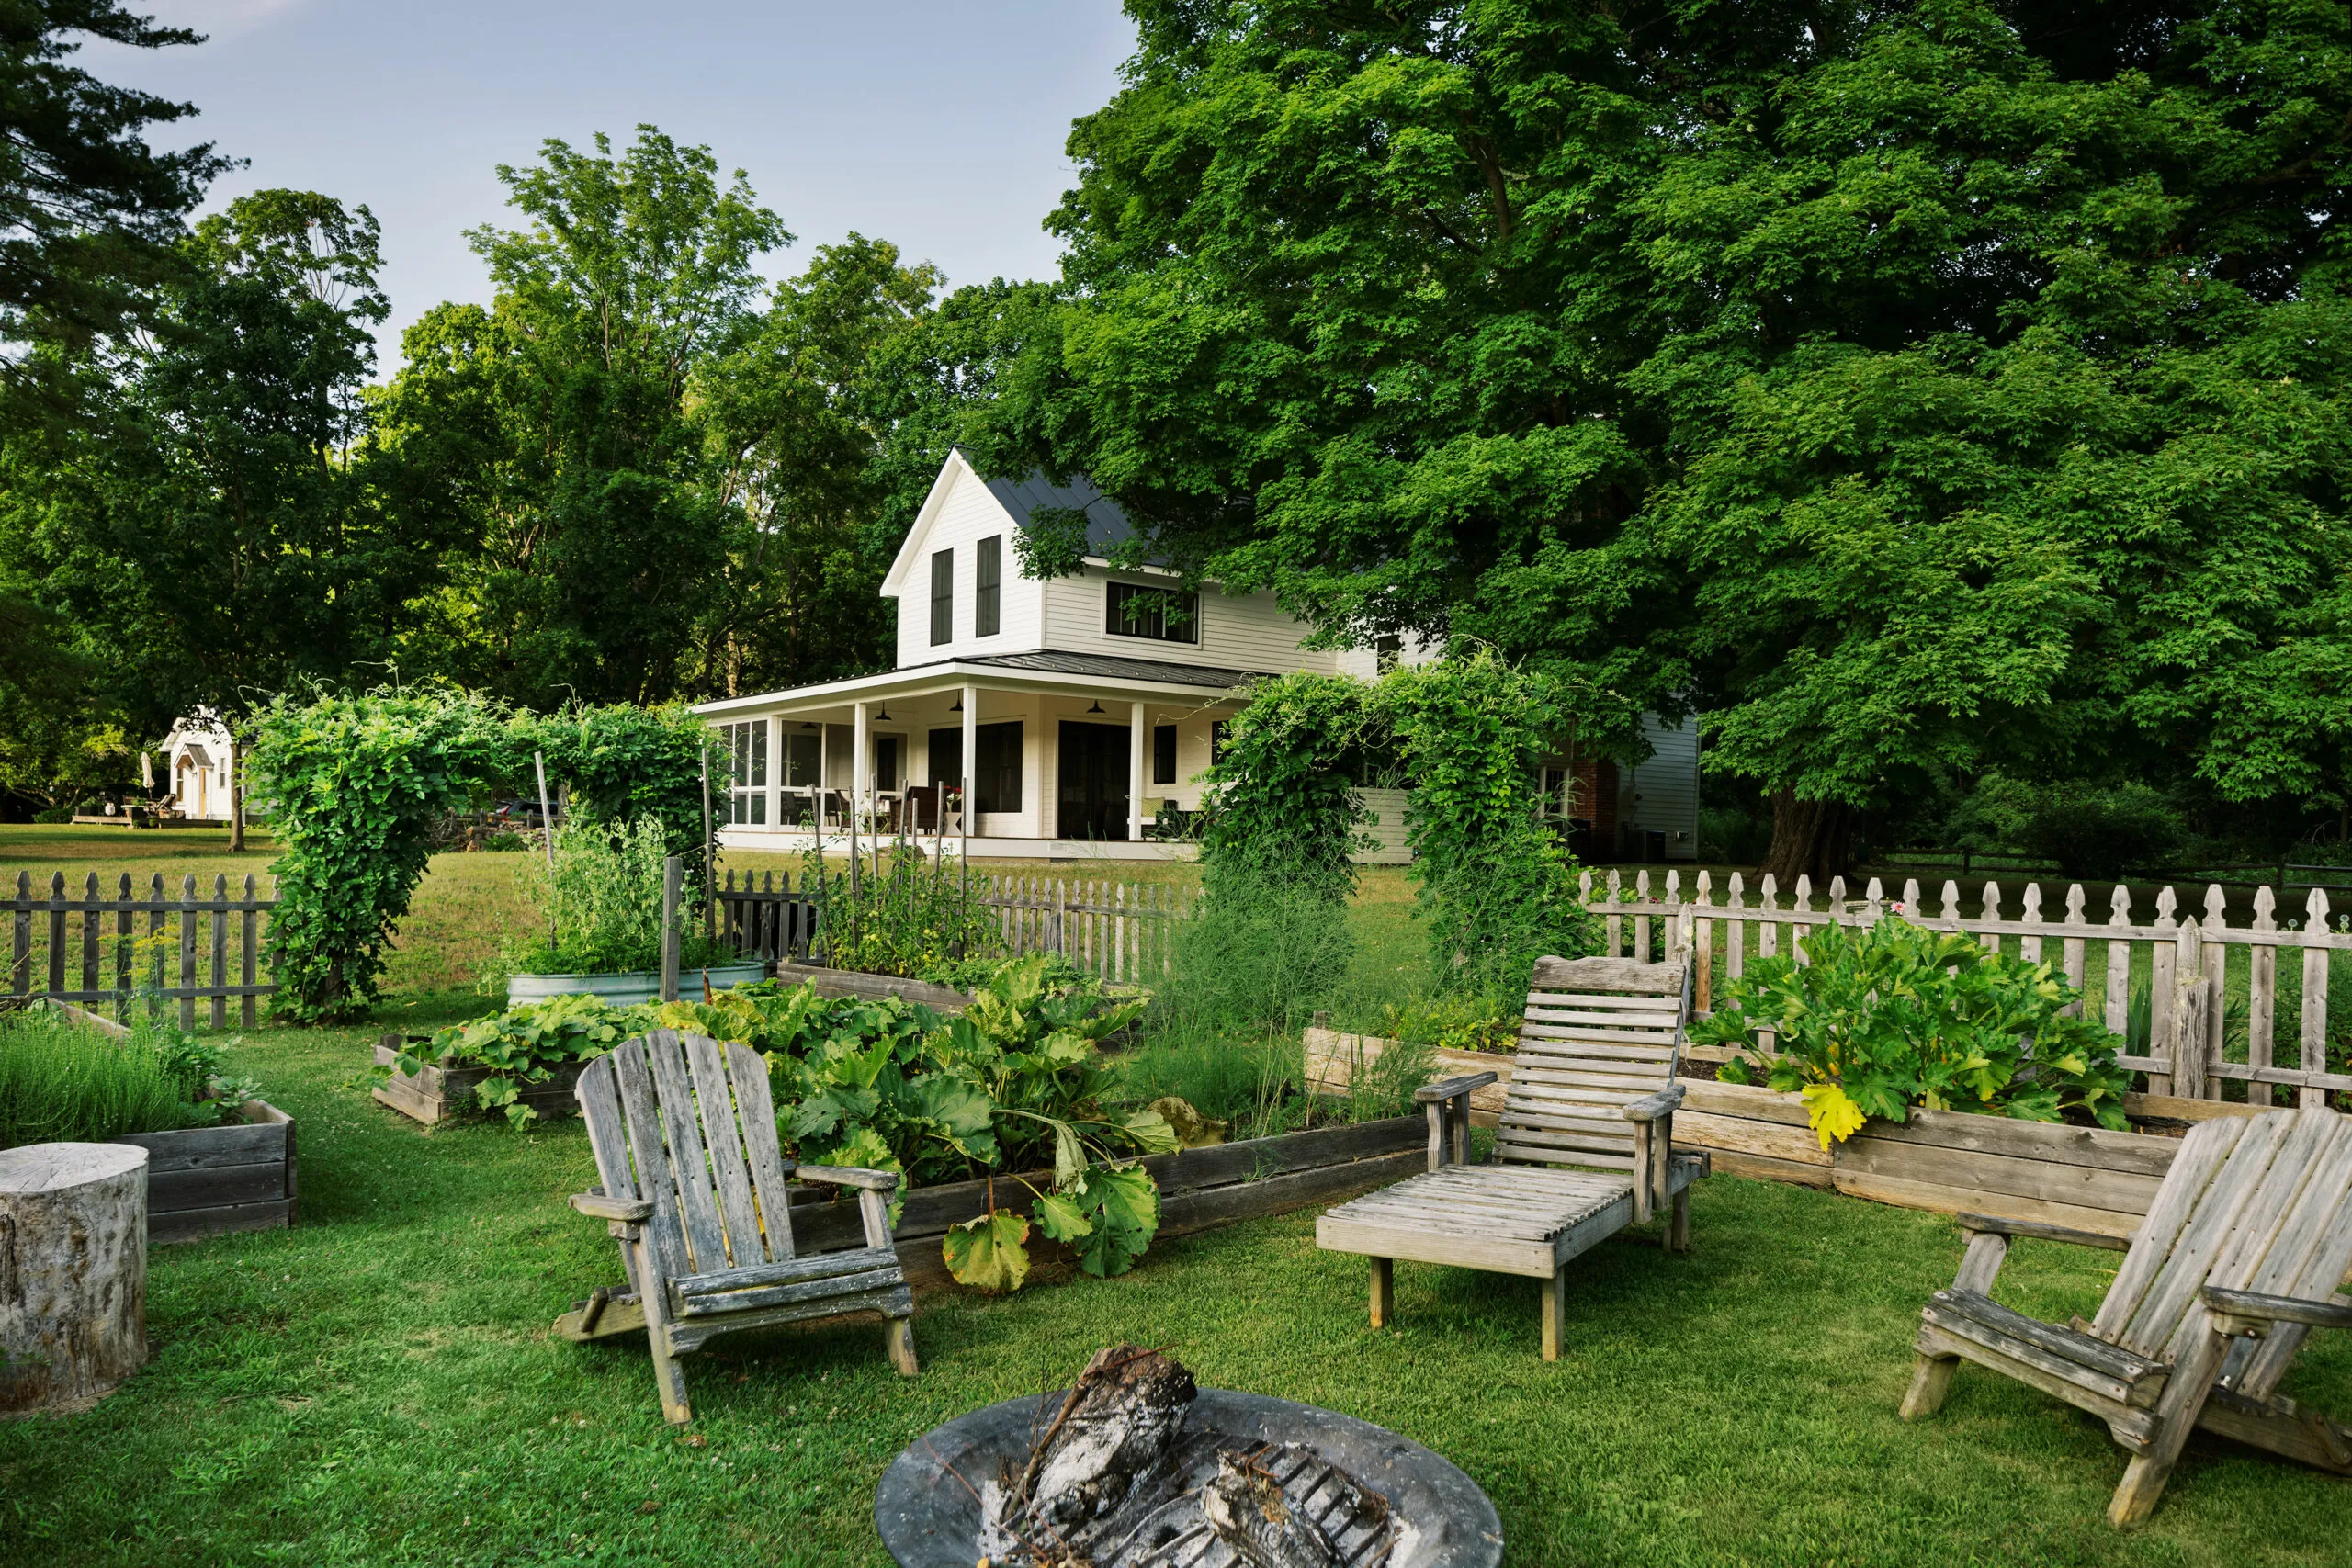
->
[1901,1106,2352,1524]
[1317,955,1703,1359]
[557,1028,917,1423]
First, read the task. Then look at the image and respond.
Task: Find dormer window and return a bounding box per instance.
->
[930,548,953,646]
[1106,581,1198,644]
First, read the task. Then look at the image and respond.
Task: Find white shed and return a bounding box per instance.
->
[158,711,234,822]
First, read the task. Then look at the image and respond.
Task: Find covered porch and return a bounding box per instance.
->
[692,654,1254,862]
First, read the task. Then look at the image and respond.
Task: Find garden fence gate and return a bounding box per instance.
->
[710,869,1188,985]
[6,870,277,1028]
[1588,867,2349,1107]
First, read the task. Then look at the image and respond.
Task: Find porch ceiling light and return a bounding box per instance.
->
[876,705,893,721]
[949,698,962,712]
[1087,700,1104,714]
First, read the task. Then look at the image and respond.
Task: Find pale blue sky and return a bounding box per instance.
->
[93,1,1136,365]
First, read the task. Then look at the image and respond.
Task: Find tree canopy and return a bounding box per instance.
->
[977,0,2352,874]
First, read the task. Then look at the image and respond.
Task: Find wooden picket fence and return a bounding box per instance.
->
[6,870,277,1028]
[1582,866,2350,1107]
[710,869,1188,985]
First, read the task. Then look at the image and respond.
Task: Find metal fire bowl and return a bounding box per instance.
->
[874,1388,1504,1568]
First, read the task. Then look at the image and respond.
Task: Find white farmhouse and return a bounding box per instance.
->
[693,450,1698,863]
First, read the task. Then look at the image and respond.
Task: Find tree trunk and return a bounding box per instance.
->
[228,736,244,852]
[0,1144,148,1415]
[1762,790,1853,886]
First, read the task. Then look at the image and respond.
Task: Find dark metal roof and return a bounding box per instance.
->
[178,744,213,769]
[962,450,1138,558]
[962,649,1270,690]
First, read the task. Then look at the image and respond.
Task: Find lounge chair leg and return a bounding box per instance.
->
[1668,1188,1690,1253]
[1369,1258,1394,1329]
[1541,1269,1564,1361]
[2109,1325,2234,1527]
[885,1316,919,1377]
[1899,1353,1957,1420]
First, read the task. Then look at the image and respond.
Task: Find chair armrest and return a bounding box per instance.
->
[1414,1072,1498,1103]
[1620,1085,1686,1122]
[2202,1286,2352,1333]
[1956,1213,2131,1253]
[571,1190,654,1224]
[797,1164,898,1192]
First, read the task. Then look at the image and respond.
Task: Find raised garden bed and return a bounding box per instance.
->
[33,1000,297,1243]
[114,1100,297,1244]
[1300,1025,2278,1240]
[372,1034,587,1126]
[769,961,973,1011]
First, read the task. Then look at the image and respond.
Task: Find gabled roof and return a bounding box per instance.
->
[880,449,1158,593]
[976,461,1135,558]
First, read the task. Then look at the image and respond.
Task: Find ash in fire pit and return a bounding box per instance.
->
[874,1348,1501,1568]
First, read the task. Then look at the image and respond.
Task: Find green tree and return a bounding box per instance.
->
[371,127,787,705]
[3,190,432,833]
[0,0,229,370]
[982,1,2352,879]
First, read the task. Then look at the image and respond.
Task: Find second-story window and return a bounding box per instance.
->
[976,536,1001,637]
[1106,581,1198,644]
[930,548,954,646]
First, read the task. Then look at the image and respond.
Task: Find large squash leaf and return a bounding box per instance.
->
[943,1210,1031,1292]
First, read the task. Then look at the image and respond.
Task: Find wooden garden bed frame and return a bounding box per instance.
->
[372,1035,589,1126]
[20,999,297,1242]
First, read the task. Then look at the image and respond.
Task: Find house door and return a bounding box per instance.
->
[1057,722,1129,840]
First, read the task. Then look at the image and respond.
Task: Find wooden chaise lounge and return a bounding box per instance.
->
[1316,955,1703,1359]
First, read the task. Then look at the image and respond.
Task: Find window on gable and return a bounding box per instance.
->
[976,536,1001,637]
[930,549,954,645]
[1105,581,1198,644]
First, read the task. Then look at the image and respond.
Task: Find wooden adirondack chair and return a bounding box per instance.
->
[1316,955,1704,1359]
[1901,1105,2352,1524]
[556,1029,918,1424]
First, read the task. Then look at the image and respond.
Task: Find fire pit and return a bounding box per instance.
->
[874,1347,1502,1568]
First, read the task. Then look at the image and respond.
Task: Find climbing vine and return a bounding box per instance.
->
[1197,671,1374,907]
[245,687,510,1021]
[1375,649,1598,994]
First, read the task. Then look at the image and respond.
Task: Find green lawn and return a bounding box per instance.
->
[1,990,2348,1566]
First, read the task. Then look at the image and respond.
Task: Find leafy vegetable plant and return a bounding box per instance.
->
[1690,918,2132,1148]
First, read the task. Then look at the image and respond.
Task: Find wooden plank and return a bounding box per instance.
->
[11,870,28,996]
[1838,1134,2163,1217]
[2094,1114,2249,1339]
[1705,1149,1837,1188]
[674,1243,900,1297]
[642,1028,728,1274]
[1860,1106,2178,1179]
[146,1161,288,1211]
[177,874,198,1030]
[114,1118,288,1174]
[727,1040,796,1259]
[1315,1213,1559,1278]
[2301,890,2331,1108]
[1529,955,1684,993]
[684,1033,766,1268]
[1673,1109,1834,1168]
[665,1284,912,1354]
[607,1035,689,1284]
[675,1264,903,1318]
[1830,1169,2143,1240]
[1918,1305,2154,1409]
[79,872,97,1001]
[2119,1112,2296,1356]
[240,874,258,1028]
[2125,1091,2276,1122]
[209,874,228,1029]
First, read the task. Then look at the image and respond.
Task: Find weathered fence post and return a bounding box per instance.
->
[2301,888,2332,1108]
[2170,918,2207,1100]
[660,856,682,1003]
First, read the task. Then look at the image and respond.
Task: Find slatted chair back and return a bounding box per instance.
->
[1498,954,1695,1173]
[2088,1107,2352,1390]
[575,1029,798,1283]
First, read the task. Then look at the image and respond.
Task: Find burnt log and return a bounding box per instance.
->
[1018,1344,1197,1530]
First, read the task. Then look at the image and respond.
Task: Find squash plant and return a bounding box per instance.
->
[1690,918,2132,1148]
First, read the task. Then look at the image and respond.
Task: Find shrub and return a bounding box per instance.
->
[1159,867,1355,1037]
[525,704,715,886]
[1690,917,2132,1147]
[1949,773,2185,879]
[0,1005,255,1148]
[1197,671,1375,906]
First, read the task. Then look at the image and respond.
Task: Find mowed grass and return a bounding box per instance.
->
[1,997,2348,1566]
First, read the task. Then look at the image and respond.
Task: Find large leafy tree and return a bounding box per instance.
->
[987,0,2352,877]
[4,190,432,834]
[370,127,787,705]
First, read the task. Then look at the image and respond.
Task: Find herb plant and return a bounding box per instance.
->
[1690,918,2133,1148]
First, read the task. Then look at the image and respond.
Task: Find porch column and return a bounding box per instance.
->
[961,682,978,845]
[1129,701,1147,842]
[853,700,870,822]
[763,716,782,829]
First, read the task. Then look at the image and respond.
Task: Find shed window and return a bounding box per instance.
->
[930,549,954,646]
[720,720,768,825]
[976,536,1001,637]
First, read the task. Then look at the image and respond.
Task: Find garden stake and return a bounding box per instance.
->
[534,750,558,953]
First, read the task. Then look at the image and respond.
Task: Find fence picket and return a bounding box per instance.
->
[46,872,65,998]
[1981,883,2003,956]
[1725,872,1746,982]
[241,873,259,1027]
[2061,884,2087,1014]
[1605,869,1623,958]
[81,871,99,1000]
[2248,884,2278,1106]
[2302,889,2331,1108]
[210,874,229,1028]
[11,870,27,995]
[178,874,198,1031]
[1634,869,1652,961]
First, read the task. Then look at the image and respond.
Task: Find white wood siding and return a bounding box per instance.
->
[1039,568,1340,676]
[889,466,1045,667]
